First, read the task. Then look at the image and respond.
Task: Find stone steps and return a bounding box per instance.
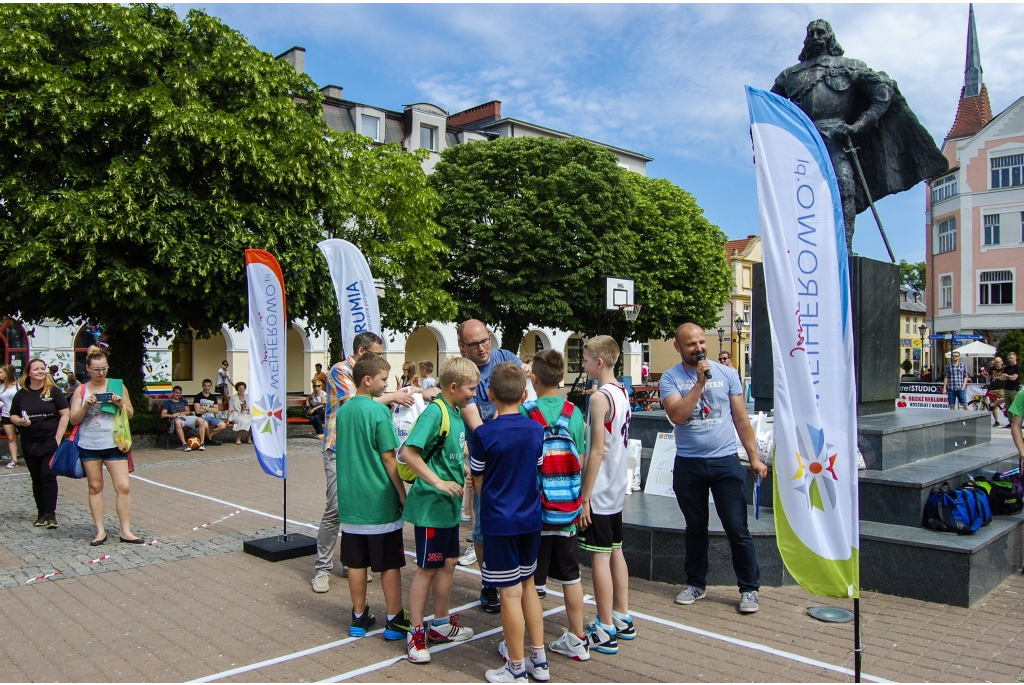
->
[859,442,1021,527]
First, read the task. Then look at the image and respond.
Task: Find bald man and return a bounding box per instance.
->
[659,323,767,614]
[457,319,527,614]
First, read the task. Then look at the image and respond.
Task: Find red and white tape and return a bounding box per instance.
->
[146,508,244,545]
[88,555,108,565]
[191,509,243,531]
[25,571,60,584]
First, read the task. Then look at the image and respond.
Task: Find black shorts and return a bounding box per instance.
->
[340,529,407,573]
[535,533,581,586]
[578,511,623,554]
[0,416,11,427]
[414,525,460,568]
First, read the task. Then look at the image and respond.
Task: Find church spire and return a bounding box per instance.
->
[964,3,983,97]
[946,3,993,140]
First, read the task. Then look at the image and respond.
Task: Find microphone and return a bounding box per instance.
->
[696,353,713,380]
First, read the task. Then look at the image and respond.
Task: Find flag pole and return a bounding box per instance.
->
[283,478,288,540]
[854,598,862,682]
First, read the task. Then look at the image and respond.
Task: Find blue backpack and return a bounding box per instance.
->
[924,482,992,535]
[522,399,583,530]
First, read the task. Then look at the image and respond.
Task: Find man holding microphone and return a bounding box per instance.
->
[659,323,768,614]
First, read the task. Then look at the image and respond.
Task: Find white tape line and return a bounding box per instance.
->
[317,606,568,683]
[136,474,891,683]
[190,600,481,682]
[596,602,892,684]
[129,474,318,531]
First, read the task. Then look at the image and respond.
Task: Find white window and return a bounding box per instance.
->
[940,274,953,309]
[936,217,956,254]
[420,124,436,152]
[1020,212,1024,243]
[931,173,958,204]
[984,214,1000,245]
[742,267,752,289]
[979,270,1013,305]
[991,154,1024,189]
[743,303,751,323]
[361,114,380,142]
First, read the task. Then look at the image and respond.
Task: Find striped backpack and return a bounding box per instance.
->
[523,399,583,530]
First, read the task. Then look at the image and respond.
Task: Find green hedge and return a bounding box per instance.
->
[287,406,305,418]
[129,409,159,434]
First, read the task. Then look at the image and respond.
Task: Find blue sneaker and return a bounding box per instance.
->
[350,607,376,637]
[613,615,636,640]
[384,608,411,640]
[584,622,618,654]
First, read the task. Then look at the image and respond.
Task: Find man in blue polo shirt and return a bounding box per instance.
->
[660,323,767,615]
[457,319,527,614]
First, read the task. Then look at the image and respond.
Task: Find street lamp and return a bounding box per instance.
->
[735,316,745,377]
[919,324,928,378]
[717,327,725,353]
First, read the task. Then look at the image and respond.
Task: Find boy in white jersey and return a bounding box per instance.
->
[578,335,635,654]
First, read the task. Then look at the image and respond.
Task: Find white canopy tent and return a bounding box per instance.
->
[943,340,996,358]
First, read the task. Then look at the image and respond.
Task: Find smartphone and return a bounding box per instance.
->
[94,393,113,402]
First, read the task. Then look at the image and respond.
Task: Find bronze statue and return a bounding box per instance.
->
[771,20,948,251]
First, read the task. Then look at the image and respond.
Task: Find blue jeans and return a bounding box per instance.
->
[947,389,968,408]
[672,454,760,593]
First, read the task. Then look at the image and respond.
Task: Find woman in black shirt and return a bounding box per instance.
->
[10,359,70,528]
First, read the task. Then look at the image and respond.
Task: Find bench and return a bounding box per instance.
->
[287,397,311,425]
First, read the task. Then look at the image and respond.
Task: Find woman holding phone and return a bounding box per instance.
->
[69,346,140,545]
[9,359,70,528]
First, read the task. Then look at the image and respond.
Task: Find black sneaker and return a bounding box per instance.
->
[536,584,547,599]
[46,516,58,529]
[480,586,501,614]
[33,516,47,527]
[350,607,376,637]
[384,608,411,641]
[208,438,222,446]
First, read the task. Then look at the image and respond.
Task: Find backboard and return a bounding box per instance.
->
[606,276,635,311]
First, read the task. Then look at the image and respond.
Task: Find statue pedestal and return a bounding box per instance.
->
[750,256,900,416]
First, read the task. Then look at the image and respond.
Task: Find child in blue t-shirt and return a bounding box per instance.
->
[470,362,548,684]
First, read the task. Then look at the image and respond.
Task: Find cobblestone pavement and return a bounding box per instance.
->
[0,437,1022,683]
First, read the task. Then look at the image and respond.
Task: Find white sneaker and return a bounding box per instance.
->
[675,585,706,605]
[498,641,550,681]
[461,511,471,522]
[549,629,590,661]
[458,546,477,566]
[407,628,430,663]
[311,571,329,593]
[485,665,527,683]
[427,615,473,643]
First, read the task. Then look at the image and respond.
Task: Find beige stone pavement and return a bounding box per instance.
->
[0,438,1022,683]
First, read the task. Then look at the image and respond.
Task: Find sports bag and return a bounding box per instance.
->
[523,399,583,530]
[969,471,1024,515]
[924,482,991,535]
[50,425,84,479]
[396,397,450,483]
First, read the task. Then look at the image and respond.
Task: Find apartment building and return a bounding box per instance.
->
[926,5,1024,373]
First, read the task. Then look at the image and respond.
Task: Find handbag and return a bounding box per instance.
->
[49,425,84,479]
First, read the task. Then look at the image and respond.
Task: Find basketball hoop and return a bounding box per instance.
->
[618,303,642,322]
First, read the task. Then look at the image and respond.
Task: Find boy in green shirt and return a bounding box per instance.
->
[520,349,591,662]
[334,353,410,640]
[401,358,480,664]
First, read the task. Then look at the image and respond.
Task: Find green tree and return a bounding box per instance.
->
[0,4,451,407]
[899,259,927,293]
[432,136,636,352]
[995,329,1024,364]
[625,174,733,342]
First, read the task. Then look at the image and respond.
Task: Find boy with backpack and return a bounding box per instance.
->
[520,349,590,662]
[578,336,635,655]
[400,358,481,663]
[334,353,411,641]
[471,363,548,683]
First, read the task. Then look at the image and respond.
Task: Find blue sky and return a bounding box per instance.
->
[180,3,1023,263]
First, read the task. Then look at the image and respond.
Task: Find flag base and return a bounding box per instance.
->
[243,533,317,562]
[807,606,854,623]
